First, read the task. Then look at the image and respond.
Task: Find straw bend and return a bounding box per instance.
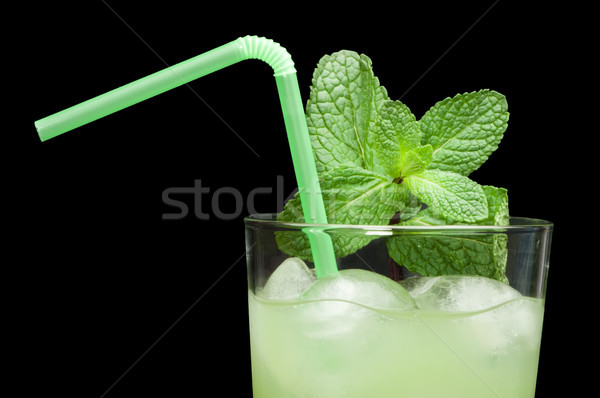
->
[236,36,296,76]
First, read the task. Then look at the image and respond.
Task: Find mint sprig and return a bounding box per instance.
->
[276,50,510,281]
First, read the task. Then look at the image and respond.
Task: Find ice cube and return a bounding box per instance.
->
[260,257,316,300]
[410,275,521,312]
[302,269,414,310]
[404,275,543,353]
[299,269,415,339]
[400,276,441,299]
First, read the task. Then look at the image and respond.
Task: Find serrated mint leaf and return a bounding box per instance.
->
[419,89,509,176]
[480,185,509,225]
[306,51,389,173]
[386,185,510,282]
[276,165,418,261]
[480,185,510,282]
[281,165,411,224]
[386,227,502,280]
[403,169,488,222]
[367,100,422,177]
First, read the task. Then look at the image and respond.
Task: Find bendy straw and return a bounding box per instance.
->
[34,36,338,277]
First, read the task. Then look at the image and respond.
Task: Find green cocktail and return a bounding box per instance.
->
[245,216,552,398]
[33,33,553,397]
[242,46,553,396]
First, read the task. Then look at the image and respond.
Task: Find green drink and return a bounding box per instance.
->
[249,276,543,398]
[245,216,552,398]
[33,34,553,396]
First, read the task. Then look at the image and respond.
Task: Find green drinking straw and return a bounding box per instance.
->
[34,35,338,278]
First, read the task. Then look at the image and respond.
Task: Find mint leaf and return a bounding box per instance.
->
[403,169,488,222]
[306,51,389,173]
[386,186,508,282]
[419,90,509,176]
[480,185,510,282]
[368,100,422,177]
[480,185,509,226]
[276,165,418,261]
[280,165,411,225]
[386,185,510,281]
[386,221,501,279]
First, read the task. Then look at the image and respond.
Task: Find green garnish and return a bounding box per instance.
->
[276,50,510,281]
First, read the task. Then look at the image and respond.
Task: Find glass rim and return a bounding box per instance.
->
[244,213,553,232]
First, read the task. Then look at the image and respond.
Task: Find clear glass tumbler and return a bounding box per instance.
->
[245,214,552,398]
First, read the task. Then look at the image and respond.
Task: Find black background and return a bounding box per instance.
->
[16,1,591,397]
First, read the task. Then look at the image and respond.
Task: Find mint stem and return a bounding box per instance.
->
[388,211,405,282]
[388,257,405,282]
